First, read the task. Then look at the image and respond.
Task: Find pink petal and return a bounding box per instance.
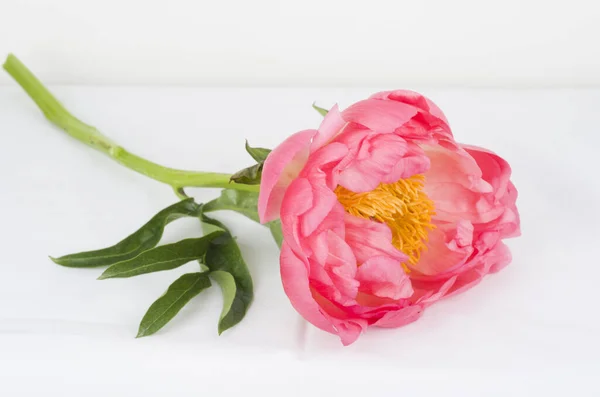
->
[415,276,457,305]
[336,321,366,346]
[444,242,512,298]
[373,305,424,328]
[462,145,521,239]
[490,202,520,239]
[311,104,346,152]
[324,232,359,291]
[279,178,314,254]
[300,180,338,237]
[410,221,474,277]
[338,133,411,192]
[344,213,407,264]
[423,144,507,224]
[309,231,359,304]
[381,142,431,183]
[447,219,475,248]
[310,287,367,345]
[258,129,316,223]
[426,182,504,224]
[462,145,512,199]
[309,260,356,306]
[281,177,347,259]
[424,144,492,193]
[280,242,336,334]
[307,231,330,265]
[303,202,347,260]
[370,89,450,128]
[356,256,413,300]
[301,142,349,190]
[487,241,513,274]
[369,89,452,137]
[342,98,418,134]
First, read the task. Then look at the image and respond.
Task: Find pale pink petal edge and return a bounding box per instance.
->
[258,129,316,223]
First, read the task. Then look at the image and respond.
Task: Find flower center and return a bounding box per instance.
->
[335,175,436,270]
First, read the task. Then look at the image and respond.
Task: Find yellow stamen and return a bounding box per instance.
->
[335,175,436,271]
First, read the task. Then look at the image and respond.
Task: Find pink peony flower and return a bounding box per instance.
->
[258,90,520,345]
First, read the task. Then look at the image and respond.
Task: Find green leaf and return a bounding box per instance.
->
[98,232,222,279]
[312,102,329,117]
[51,198,201,268]
[199,210,230,235]
[209,270,239,333]
[206,236,254,334]
[136,272,211,337]
[245,140,271,163]
[268,219,283,248]
[203,190,282,249]
[200,213,253,334]
[230,141,271,185]
[203,189,260,223]
[229,163,262,185]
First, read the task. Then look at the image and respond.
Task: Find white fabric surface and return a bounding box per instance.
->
[0,87,598,396]
[1,1,597,87]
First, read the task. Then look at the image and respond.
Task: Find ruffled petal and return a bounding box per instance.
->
[462,145,511,199]
[444,242,512,297]
[300,180,338,237]
[338,133,411,192]
[311,104,346,152]
[381,142,431,183]
[423,144,506,224]
[369,89,452,138]
[279,177,314,254]
[303,202,347,261]
[282,245,366,345]
[342,98,418,134]
[310,288,367,345]
[424,144,492,193]
[280,242,336,334]
[373,305,424,328]
[258,129,316,223]
[414,276,457,305]
[356,256,413,300]
[344,214,407,264]
[410,221,474,277]
[463,145,521,239]
[309,231,359,305]
[301,142,349,190]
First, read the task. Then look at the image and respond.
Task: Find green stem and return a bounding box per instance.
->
[2,54,259,193]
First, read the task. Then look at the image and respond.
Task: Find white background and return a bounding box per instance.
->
[1,1,600,396]
[0,0,599,87]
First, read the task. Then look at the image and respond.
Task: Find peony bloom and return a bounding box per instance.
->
[258,90,520,345]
